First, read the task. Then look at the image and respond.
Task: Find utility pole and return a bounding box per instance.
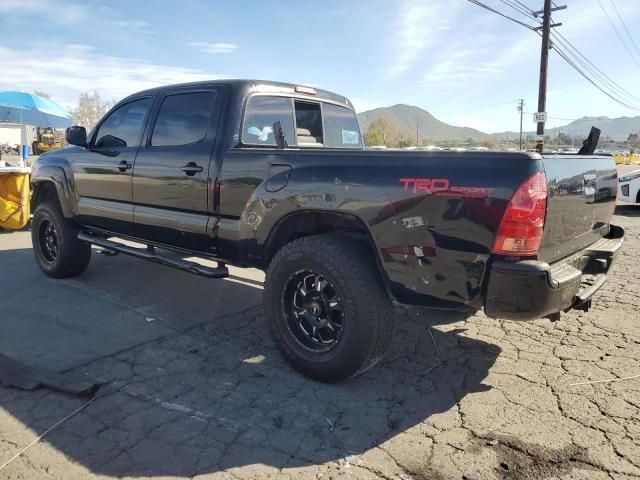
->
[517,99,524,150]
[535,0,552,153]
[533,1,566,153]
[416,121,419,146]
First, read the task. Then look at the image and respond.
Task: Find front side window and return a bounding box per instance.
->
[242,96,295,146]
[323,103,362,149]
[94,97,152,149]
[151,91,217,147]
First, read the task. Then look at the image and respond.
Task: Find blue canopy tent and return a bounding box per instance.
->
[0,91,72,129]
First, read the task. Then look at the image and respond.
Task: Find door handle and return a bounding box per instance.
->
[181,162,203,176]
[117,160,132,172]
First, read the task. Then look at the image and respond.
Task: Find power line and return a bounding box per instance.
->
[510,0,640,105]
[464,0,539,30]
[550,30,640,104]
[551,41,640,110]
[513,2,640,108]
[595,0,640,69]
[463,0,640,113]
[513,0,536,15]
[608,0,640,59]
[534,27,640,110]
[497,0,537,20]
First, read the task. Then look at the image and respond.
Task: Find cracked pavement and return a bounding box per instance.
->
[0,168,639,479]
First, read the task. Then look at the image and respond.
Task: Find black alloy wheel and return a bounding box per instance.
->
[283,270,345,351]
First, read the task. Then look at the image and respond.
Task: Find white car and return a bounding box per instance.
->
[618,169,640,203]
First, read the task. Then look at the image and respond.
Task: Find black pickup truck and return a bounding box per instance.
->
[30,80,624,382]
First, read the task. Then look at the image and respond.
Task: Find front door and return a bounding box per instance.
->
[132,88,222,252]
[74,97,153,232]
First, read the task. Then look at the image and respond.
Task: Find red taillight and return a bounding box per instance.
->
[492,172,547,256]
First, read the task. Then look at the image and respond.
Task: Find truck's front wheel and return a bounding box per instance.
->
[264,234,394,383]
[32,202,91,278]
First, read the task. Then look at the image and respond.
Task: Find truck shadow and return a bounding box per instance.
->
[0,246,499,477]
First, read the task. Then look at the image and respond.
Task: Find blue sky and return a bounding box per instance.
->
[1,0,639,132]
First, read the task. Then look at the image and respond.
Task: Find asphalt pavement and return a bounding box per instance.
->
[0,166,638,479]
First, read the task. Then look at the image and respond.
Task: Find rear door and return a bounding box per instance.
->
[538,154,617,262]
[74,97,153,232]
[131,87,223,251]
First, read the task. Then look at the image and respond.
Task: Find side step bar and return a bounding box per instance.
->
[78,232,229,279]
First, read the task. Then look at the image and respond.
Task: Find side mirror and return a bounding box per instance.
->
[65,126,87,147]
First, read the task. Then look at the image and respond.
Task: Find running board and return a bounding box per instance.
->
[78,231,229,279]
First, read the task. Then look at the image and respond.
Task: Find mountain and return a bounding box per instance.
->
[357,104,489,142]
[494,116,640,141]
[357,104,640,142]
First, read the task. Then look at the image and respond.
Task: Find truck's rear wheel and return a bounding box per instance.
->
[32,202,91,278]
[264,234,394,383]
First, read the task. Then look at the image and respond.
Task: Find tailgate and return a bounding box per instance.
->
[538,154,617,263]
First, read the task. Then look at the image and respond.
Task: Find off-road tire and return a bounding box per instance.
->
[264,234,394,383]
[32,201,91,278]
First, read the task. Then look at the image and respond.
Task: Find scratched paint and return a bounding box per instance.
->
[401,216,427,229]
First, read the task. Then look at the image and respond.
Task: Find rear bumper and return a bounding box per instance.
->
[484,225,624,320]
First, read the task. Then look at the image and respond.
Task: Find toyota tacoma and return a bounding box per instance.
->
[30,80,624,382]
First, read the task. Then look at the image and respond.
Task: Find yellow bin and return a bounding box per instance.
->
[0,167,31,230]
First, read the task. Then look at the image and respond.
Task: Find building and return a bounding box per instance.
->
[0,123,38,153]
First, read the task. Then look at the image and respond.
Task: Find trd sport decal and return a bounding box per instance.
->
[400,178,495,198]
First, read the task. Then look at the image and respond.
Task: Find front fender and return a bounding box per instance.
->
[31,157,77,218]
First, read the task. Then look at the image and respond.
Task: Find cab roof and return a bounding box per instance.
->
[124,79,354,110]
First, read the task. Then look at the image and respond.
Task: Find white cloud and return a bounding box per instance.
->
[385,2,456,78]
[189,42,238,54]
[422,48,503,86]
[0,45,226,108]
[420,28,536,91]
[0,0,45,11]
[350,97,384,114]
[113,20,153,35]
[0,0,88,24]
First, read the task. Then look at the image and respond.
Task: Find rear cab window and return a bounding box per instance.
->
[242,96,295,147]
[241,94,362,149]
[322,103,361,149]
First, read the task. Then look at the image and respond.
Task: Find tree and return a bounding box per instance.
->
[628,133,640,148]
[363,129,383,146]
[363,117,398,147]
[72,91,114,130]
[482,137,497,149]
[34,90,51,99]
[554,132,572,145]
[397,134,412,148]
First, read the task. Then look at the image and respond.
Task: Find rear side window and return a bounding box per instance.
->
[94,97,152,149]
[323,103,362,149]
[242,96,295,146]
[151,91,217,147]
